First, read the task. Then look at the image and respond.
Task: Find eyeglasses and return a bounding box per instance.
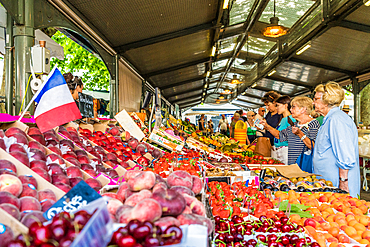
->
[247,115,255,117]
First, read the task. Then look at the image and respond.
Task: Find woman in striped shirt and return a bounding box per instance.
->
[261,97,320,165]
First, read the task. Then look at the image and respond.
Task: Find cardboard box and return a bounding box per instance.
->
[0,208,28,236]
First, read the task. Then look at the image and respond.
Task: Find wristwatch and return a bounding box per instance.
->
[339,177,348,182]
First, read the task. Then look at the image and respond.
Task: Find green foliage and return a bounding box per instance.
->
[50,31,110,91]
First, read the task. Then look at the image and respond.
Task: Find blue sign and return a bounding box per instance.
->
[43,180,101,220]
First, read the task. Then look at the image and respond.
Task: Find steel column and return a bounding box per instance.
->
[13,0,35,115]
[110,55,119,118]
[115,55,119,115]
[5,13,14,115]
[353,77,360,125]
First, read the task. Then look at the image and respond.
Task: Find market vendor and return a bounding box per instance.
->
[312,82,360,197]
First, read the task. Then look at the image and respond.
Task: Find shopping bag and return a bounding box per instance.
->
[296,140,314,173]
[254,137,271,157]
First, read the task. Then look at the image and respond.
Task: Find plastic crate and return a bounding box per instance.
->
[69,197,112,247]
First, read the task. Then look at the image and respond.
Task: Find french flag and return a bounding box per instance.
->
[33,67,81,133]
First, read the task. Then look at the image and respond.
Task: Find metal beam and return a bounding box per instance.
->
[254,86,292,96]
[235,98,263,106]
[114,22,214,53]
[237,96,263,104]
[177,98,202,106]
[5,13,14,115]
[289,57,356,76]
[161,76,205,90]
[144,57,210,78]
[173,94,203,104]
[339,20,370,34]
[166,86,204,98]
[180,102,200,109]
[266,75,312,88]
[240,92,263,99]
[233,102,260,108]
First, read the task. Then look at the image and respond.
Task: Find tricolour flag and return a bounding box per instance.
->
[33,67,81,132]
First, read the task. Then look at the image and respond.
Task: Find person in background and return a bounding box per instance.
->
[312,82,360,197]
[64,73,83,101]
[257,107,266,119]
[246,111,257,145]
[198,114,206,132]
[261,91,282,146]
[230,112,240,138]
[218,114,229,135]
[311,110,324,126]
[208,119,214,133]
[238,110,247,122]
[260,96,296,165]
[342,105,350,114]
[263,97,319,165]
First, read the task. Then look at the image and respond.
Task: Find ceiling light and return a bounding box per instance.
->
[219,96,225,100]
[204,84,208,88]
[223,0,229,9]
[206,71,210,77]
[216,99,220,104]
[230,74,242,84]
[296,42,312,55]
[364,0,370,6]
[203,92,205,95]
[268,69,276,76]
[251,82,257,88]
[262,0,288,38]
[211,46,216,57]
[242,92,246,95]
[221,88,232,94]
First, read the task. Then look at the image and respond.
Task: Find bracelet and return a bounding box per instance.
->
[300,135,307,141]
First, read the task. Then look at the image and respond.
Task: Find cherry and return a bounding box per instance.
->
[127,219,141,235]
[234,242,242,247]
[259,215,267,222]
[59,238,73,247]
[310,243,321,247]
[40,244,56,247]
[281,224,291,233]
[268,241,279,247]
[230,226,236,235]
[256,234,266,243]
[290,234,299,244]
[231,215,240,222]
[5,240,27,247]
[214,216,221,223]
[234,233,243,242]
[142,221,154,233]
[217,233,225,242]
[111,230,125,244]
[28,223,51,245]
[245,223,253,231]
[235,224,245,234]
[144,234,161,247]
[66,229,79,241]
[280,235,290,245]
[245,229,252,235]
[51,217,70,230]
[305,237,312,244]
[280,217,289,225]
[163,226,182,241]
[117,235,136,247]
[51,225,66,241]
[132,225,151,240]
[233,218,243,224]
[274,220,282,228]
[286,244,294,247]
[245,244,255,247]
[225,234,234,243]
[247,239,257,245]
[276,243,284,247]
[268,234,278,242]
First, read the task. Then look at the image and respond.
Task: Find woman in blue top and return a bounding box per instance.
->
[261,91,282,146]
[312,82,360,198]
[260,96,295,164]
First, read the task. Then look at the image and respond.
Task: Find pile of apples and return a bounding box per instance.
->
[0,159,59,229]
[101,169,212,235]
[0,127,102,192]
[79,127,163,167]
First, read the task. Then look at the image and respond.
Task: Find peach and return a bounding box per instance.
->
[183,206,192,214]
[30,160,48,171]
[102,192,121,201]
[0,203,21,220]
[155,216,181,232]
[0,160,17,174]
[106,198,123,215]
[130,198,162,222]
[0,174,23,197]
[117,205,133,224]
[167,170,193,189]
[0,224,14,247]
[38,189,57,202]
[53,182,71,193]
[9,151,30,167]
[28,141,46,154]
[41,199,55,212]
[66,166,83,178]
[0,191,20,208]
[170,186,195,197]
[152,182,168,193]
[152,188,186,216]
[85,178,102,191]
[128,171,156,191]
[20,184,38,199]
[177,213,202,226]
[191,176,202,194]
[20,196,41,211]
[18,175,38,189]
[117,182,129,201]
[9,143,26,154]
[182,194,206,216]
[124,189,152,207]
[20,210,46,227]
[155,174,166,184]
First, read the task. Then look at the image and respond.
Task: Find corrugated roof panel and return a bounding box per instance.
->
[345,5,370,26]
[169,90,203,102]
[257,78,307,95]
[162,80,204,96]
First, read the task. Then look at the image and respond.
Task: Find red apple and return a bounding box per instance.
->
[46,153,64,165]
[85,178,102,191]
[30,160,48,171]
[28,141,46,154]
[48,163,66,175]
[29,134,46,145]
[48,146,62,156]
[9,143,26,154]
[69,177,83,188]
[28,127,42,136]
[66,166,83,178]
[31,167,51,182]
[9,151,30,167]
[51,174,70,185]
[29,148,47,162]
[53,182,71,193]
[65,157,81,167]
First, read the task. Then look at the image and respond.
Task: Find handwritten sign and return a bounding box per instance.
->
[78,93,94,118]
[43,180,101,220]
[115,109,145,141]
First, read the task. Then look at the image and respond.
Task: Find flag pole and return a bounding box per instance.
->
[18,65,59,121]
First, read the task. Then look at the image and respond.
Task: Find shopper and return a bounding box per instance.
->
[208,120,214,133]
[312,82,360,197]
[198,114,206,132]
[260,96,296,165]
[311,110,324,126]
[262,96,319,165]
[238,110,247,122]
[230,112,240,138]
[246,111,257,145]
[261,91,282,146]
[218,115,229,135]
[257,107,266,119]
[64,73,83,101]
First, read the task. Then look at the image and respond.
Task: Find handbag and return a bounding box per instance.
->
[296,139,314,173]
[255,137,272,157]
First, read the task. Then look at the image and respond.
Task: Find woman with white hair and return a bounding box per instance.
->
[313,82,360,197]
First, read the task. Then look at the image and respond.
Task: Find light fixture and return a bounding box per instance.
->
[262,0,288,38]
[223,0,229,9]
[219,96,225,100]
[296,41,312,55]
[211,46,216,57]
[241,35,257,66]
[230,74,242,84]
[204,84,208,88]
[221,88,232,94]
[203,92,206,95]
[364,0,370,6]
[216,99,221,104]
[268,69,276,76]
[206,71,210,77]
[251,82,257,88]
[242,92,246,95]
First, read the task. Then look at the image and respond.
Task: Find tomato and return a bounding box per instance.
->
[268,159,275,164]
[253,155,259,159]
[262,161,267,164]
[258,155,264,160]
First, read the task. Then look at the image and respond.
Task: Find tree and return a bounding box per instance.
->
[361,84,370,126]
[50,31,110,91]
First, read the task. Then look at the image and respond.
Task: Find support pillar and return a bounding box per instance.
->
[13,0,35,115]
[109,55,119,118]
[5,13,14,115]
[353,77,360,125]
[115,55,119,114]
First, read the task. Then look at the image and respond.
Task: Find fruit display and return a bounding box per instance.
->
[206,167,236,177]
[109,220,183,246]
[130,112,150,137]
[149,129,184,152]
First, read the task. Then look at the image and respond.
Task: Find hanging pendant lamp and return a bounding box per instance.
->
[262,0,288,38]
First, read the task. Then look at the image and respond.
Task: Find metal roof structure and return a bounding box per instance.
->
[2,0,370,116]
